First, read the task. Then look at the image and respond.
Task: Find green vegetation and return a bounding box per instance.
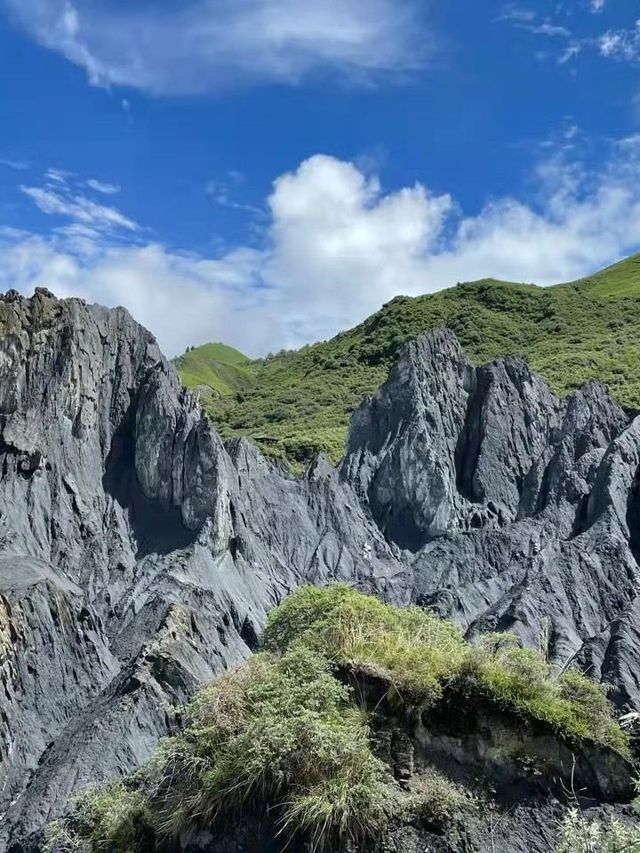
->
[176,254,640,465]
[264,585,628,754]
[47,646,393,853]
[46,586,628,853]
[555,808,640,853]
[174,342,255,398]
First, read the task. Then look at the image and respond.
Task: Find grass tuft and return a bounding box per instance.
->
[264,585,628,753]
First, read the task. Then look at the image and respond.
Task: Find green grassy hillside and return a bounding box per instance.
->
[178,253,640,465]
[174,341,256,401]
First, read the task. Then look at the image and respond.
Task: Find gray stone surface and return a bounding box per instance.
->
[343,329,640,711]
[1,293,640,850]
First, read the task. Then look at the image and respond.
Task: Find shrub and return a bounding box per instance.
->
[555,808,640,853]
[404,769,475,827]
[160,646,391,851]
[45,785,155,853]
[263,584,467,706]
[48,647,391,853]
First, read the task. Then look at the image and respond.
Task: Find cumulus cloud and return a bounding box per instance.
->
[1,0,427,95]
[5,144,640,357]
[599,21,640,62]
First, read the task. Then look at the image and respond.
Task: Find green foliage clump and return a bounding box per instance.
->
[46,586,629,853]
[177,254,640,466]
[404,769,476,826]
[458,643,629,754]
[555,808,640,853]
[47,646,392,853]
[263,583,467,706]
[160,646,390,849]
[264,585,628,754]
[45,785,154,853]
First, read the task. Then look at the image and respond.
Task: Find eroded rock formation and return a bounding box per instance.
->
[1,291,640,850]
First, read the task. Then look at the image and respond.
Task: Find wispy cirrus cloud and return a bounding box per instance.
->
[1,0,429,95]
[499,3,640,68]
[497,5,570,37]
[0,158,30,171]
[85,178,120,195]
[20,170,137,246]
[21,184,138,233]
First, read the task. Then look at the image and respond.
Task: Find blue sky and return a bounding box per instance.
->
[1,0,640,356]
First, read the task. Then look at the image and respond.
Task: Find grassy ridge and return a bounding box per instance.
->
[177,254,640,465]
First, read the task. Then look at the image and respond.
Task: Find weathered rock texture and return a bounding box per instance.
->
[343,329,640,711]
[1,293,640,850]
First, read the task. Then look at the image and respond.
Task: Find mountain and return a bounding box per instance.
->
[178,253,640,465]
[2,287,640,851]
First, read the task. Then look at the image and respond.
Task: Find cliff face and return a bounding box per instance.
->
[343,330,640,708]
[0,289,406,850]
[1,291,639,850]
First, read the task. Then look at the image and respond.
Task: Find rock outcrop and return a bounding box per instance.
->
[343,329,640,710]
[0,290,406,850]
[1,292,640,850]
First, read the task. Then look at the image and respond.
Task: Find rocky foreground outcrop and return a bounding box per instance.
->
[1,291,640,850]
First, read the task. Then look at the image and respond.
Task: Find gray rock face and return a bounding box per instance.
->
[0,290,407,850]
[342,330,640,712]
[1,294,640,850]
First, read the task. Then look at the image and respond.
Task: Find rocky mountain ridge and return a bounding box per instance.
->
[0,289,639,850]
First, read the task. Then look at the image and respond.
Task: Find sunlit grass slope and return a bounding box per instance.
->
[177,253,640,465]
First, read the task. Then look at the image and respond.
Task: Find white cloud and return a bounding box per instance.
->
[599,21,640,62]
[497,6,572,39]
[206,173,264,218]
[86,178,120,195]
[21,183,138,234]
[0,158,29,171]
[4,144,640,358]
[45,168,73,183]
[2,0,427,95]
[590,0,605,12]
[264,156,453,342]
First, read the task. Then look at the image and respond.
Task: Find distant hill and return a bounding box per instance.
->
[177,253,640,465]
[174,341,255,404]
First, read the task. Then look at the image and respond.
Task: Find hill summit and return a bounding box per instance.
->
[177,253,640,465]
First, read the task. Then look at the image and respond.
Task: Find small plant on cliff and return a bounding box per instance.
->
[555,808,640,853]
[262,583,468,706]
[44,785,155,853]
[158,645,391,849]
